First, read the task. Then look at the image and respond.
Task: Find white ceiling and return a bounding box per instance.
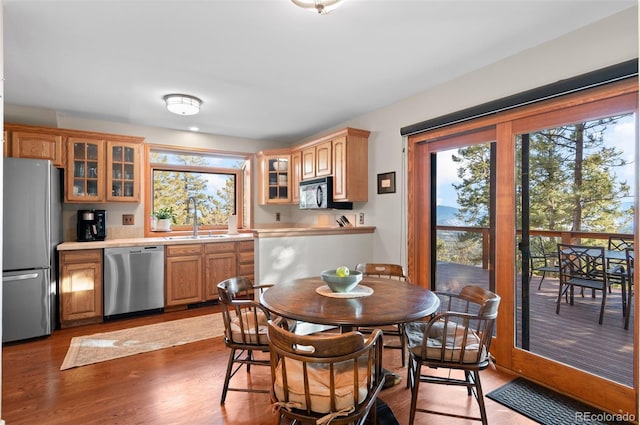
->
[3,0,636,143]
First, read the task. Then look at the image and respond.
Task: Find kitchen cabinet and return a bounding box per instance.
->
[257,150,292,205]
[297,127,370,202]
[236,240,255,283]
[290,149,302,204]
[204,242,237,300]
[106,141,141,202]
[8,128,65,167]
[59,249,103,328]
[331,128,369,202]
[66,136,142,203]
[258,128,369,206]
[166,240,255,307]
[66,137,105,202]
[301,140,332,180]
[165,244,204,306]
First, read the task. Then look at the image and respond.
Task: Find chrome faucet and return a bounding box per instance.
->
[186,196,199,238]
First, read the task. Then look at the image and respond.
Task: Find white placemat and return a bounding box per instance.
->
[315,285,374,298]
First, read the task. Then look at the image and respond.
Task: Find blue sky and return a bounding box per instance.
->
[436,115,636,209]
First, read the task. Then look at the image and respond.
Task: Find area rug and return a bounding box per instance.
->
[487,378,631,425]
[61,313,225,370]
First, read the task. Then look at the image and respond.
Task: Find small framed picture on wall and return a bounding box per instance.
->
[377,171,396,194]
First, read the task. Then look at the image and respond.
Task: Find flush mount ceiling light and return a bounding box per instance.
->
[163,94,202,116]
[291,0,343,15]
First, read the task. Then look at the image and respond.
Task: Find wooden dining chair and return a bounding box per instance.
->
[355,263,408,366]
[556,244,608,324]
[217,276,273,404]
[404,285,500,425]
[267,318,385,425]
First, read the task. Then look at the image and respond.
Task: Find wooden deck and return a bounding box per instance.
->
[436,262,634,387]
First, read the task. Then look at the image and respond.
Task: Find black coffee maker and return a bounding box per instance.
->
[77,209,107,241]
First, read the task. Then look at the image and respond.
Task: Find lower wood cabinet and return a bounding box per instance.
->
[165,240,255,307]
[59,249,103,328]
[237,240,255,283]
[204,242,237,300]
[165,244,204,307]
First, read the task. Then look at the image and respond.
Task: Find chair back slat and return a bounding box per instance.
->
[608,235,634,252]
[217,277,271,346]
[268,319,384,424]
[557,244,606,282]
[355,263,406,280]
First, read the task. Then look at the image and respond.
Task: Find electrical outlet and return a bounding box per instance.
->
[359,213,364,225]
[276,212,281,222]
[122,214,135,225]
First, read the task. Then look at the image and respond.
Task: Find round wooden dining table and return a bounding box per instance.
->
[260,276,440,330]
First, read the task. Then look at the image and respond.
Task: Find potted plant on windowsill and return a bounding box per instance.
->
[154,207,175,231]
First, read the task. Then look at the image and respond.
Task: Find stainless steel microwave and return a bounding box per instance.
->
[299,176,353,210]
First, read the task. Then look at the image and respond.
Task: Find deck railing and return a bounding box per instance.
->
[436,225,634,270]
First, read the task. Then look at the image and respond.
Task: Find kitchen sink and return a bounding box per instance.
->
[164,234,231,240]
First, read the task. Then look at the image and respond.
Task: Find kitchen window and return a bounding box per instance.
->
[145,145,250,234]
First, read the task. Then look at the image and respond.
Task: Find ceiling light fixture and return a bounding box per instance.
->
[291,0,343,15]
[163,94,202,116]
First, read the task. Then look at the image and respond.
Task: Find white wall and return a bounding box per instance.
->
[294,8,638,267]
[3,8,637,256]
[256,233,374,286]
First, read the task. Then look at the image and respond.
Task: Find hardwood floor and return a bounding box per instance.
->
[2,305,537,425]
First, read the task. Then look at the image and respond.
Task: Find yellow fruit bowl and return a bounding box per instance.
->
[320,269,363,293]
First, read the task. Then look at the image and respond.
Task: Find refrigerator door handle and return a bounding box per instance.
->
[3,273,40,282]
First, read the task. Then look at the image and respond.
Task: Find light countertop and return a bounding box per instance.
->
[57,226,375,250]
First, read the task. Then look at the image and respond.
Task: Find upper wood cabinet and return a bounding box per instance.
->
[106,141,141,202]
[66,136,142,203]
[257,128,370,205]
[290,149,302,204]
[6,125,65,167]
[257,150,292,205]
[66,137,106,203]
[302,140,332,180]
[331,129,369,202]
[5,123,144,203]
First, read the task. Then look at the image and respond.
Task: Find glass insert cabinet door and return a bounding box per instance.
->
[107,141,139,202]
[267,156,290,202]
[67,138,104,202]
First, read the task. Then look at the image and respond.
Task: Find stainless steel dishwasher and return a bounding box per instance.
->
[104,246,164,318]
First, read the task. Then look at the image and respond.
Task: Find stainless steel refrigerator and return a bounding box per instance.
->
[3,157,62,343]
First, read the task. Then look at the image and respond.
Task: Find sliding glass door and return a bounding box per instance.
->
[408,80,637,416]
[515,106,636,387]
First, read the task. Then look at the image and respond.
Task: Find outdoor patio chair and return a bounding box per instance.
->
[618,248,636,329]
[217,276,274,404]
[606,235,635,294]
[355,263,408,366]
[404,285,500,425]
[556,244,608,324]
[529,236,559,290]
[623,248,634,330]
[267,318,385,425]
